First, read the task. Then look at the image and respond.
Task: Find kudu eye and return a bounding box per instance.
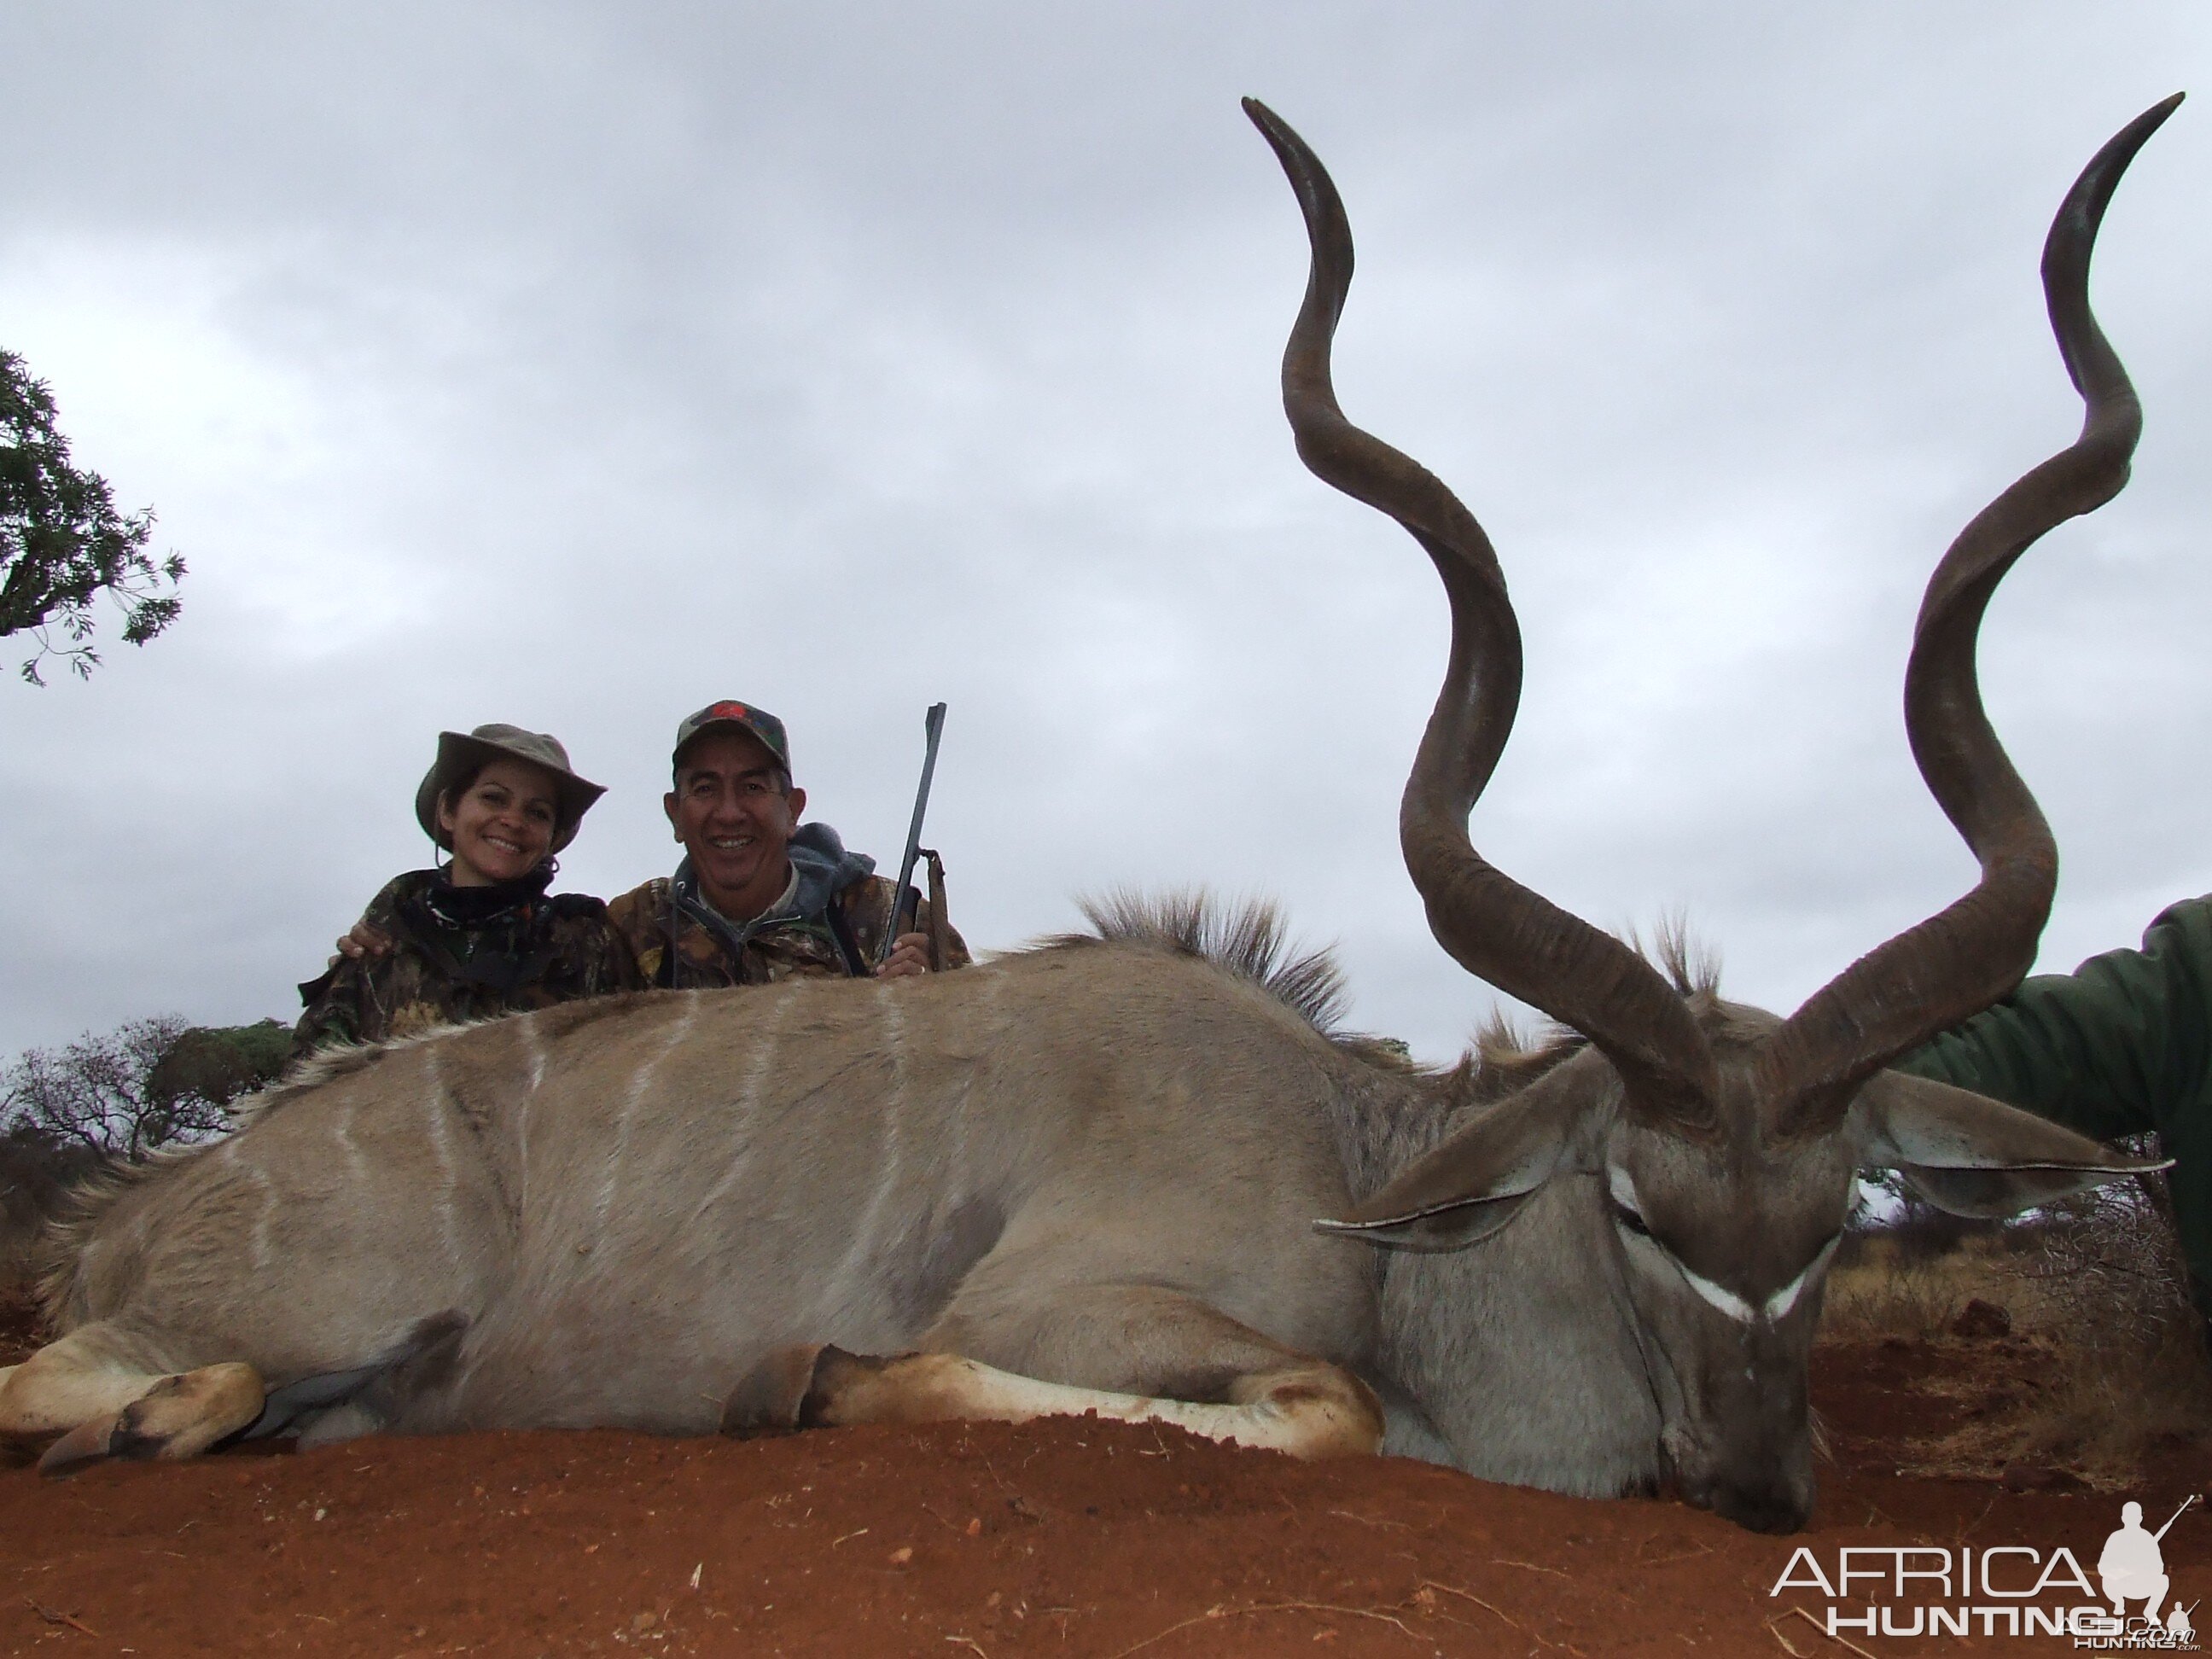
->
[1607,1199,1653,1241]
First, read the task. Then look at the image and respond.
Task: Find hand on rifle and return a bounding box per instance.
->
[876,932,932,979]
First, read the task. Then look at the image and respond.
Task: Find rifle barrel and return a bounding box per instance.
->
[876,702,947,967]
[2155,1493,2198,1541]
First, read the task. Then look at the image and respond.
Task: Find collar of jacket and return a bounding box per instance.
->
[421,863,556,928]
[670,821,876,958]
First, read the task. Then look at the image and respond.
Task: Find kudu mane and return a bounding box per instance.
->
[1045,891,1351,1036]
[1045,888,1750,1111]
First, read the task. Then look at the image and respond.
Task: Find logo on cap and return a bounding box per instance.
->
[673,699,791,775]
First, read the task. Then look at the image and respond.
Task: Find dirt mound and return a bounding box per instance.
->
[1950,1296,2013,1340]
[3,1338,2205,1656]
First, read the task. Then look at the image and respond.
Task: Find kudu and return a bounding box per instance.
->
[0,98,2179,1534]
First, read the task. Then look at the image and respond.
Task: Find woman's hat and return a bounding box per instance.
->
[416,724,607,855]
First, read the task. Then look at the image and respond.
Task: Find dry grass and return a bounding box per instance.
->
[1822,1193,2212,1491]
[1959,1324,2210,1490]
[1820,1234,2003,1342]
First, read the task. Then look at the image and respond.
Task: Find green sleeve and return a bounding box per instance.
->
[289,873,422,1060]
[356,874,416,934]
[1893,895,2212,1145]
[292,963,364,1059]
[601,925,647,992]
[562,909,645,997]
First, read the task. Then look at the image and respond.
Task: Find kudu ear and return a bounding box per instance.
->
[1854,1072,2166,1219]
[1316,1062,1601,1252]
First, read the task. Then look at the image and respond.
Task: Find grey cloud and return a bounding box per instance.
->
[3,3,2209,1068]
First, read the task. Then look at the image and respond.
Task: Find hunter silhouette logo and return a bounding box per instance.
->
[1771,1493,2201,1644]
[2101,1498,2194,1626]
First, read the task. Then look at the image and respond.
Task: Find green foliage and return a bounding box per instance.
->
[144,1019,291,1112]
[0,346,184,684]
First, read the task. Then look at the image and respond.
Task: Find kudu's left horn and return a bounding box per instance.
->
[1764,93,2182,1135]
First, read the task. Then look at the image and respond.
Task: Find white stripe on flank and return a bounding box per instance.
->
[515,1091,530,1223]
[329,1097,393,1308]
[940,968,1003,1179]
[515,1013,545,1220]
[331,1102,369,1190]
[246,1161,275,1275]
[685,987,797,1228]
[424,1050,461,1272]
[591,992,700,1238]
[521,1013,548,1093]
[821,983,911,1321]
[1763,1234,1841,1323]
[974,963,1007,1047]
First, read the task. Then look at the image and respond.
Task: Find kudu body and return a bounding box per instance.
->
[0,99,2180,1533]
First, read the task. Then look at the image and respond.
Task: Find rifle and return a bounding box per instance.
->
[875,702,947,969]
[2154,1494,2198,1541]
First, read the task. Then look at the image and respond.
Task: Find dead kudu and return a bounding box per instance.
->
[0,100,2181,1533]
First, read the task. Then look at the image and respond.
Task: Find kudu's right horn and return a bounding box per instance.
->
[1762,93,2182,1136]
[1244,97,1722,1135]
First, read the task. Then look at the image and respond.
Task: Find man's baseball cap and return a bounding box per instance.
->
[672,700,792,775]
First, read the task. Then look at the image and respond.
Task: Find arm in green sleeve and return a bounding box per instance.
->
[289,875,417,1061]
[575,910,644,997]
[291,963,364,1060]
[1893,895,2212,1146]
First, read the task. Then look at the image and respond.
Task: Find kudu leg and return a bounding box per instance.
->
[0,1323,265,1474]
[725,1286,1383,1459]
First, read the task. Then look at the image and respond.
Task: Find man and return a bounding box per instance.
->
[1895,895,2212,1326]
[606,700,967,987]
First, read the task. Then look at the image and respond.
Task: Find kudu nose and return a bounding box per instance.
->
[1711,1478,1813,1536]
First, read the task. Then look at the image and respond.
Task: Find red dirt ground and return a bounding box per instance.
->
[3,1290,2205,1657]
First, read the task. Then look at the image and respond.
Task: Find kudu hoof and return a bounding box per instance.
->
[37,1414,119,1476]
[721,1344,835,1436]
[720,1345,909,1435]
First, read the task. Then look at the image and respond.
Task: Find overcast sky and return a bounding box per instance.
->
[3,3,2209,1066]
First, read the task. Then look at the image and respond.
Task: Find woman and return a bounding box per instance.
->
[294,724,640,1057]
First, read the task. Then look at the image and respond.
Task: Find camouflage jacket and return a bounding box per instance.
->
[608,824,969,989]
[294,867,642,1058]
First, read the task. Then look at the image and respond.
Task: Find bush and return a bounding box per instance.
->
[4,1016,218,1161]
[0,1016,288,1293]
